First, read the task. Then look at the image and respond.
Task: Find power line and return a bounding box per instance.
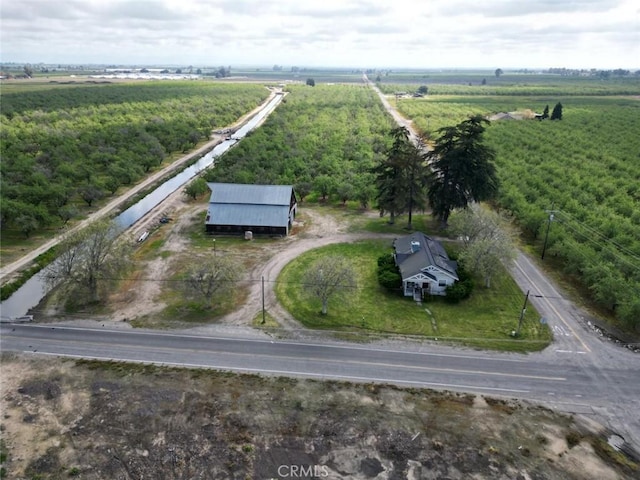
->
[553,209,640,265]
[41,273,566,300]
[554,217,640,272]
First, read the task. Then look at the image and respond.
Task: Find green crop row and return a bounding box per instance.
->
[0,81,268,238]
[398,95,640,329]
[208,84,395,206]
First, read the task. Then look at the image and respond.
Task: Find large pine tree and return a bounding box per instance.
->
[373,126,428,227]
[551,102,563,120]
[426,115,499,227]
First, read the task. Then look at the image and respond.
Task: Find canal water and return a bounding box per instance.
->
[0,93,283,319]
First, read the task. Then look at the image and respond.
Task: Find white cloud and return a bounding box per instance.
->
[0,0,637,68]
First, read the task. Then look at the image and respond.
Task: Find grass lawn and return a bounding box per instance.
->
[275,240,551,352]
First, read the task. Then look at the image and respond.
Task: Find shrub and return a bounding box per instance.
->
[566,430,582,448]
[445,262,474,303]
[377,254,402,291]
[378,270,402,291]
[377,253,396,268]
[445,282,470,303]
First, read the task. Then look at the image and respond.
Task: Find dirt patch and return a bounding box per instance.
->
[109,192,196,322]
[104,202,382,328]
[1,355,636,479]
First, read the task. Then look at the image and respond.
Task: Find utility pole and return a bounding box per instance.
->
[261,276,266,324]
[541,207,555,260]
[515,290,530,337]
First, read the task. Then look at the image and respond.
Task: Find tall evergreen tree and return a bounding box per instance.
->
[373,126,428,227]
[426,115,499,227]
[551,102,563,120]
[541,104,550,119]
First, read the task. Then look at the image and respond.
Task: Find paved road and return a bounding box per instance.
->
[364,77,640,452]
[2,323,639,451]
[2,80,638,457]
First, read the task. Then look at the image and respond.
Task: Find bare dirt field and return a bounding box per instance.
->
[2,354,636,479]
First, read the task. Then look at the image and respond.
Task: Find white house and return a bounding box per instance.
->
[393,232,459,298]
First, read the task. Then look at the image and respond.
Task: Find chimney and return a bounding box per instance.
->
[411,241,421,253]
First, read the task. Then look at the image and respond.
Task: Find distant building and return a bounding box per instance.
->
[489,112,520,121]
[205,183,297,236]
[393,232,458,298]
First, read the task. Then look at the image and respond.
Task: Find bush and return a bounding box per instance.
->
[379,270,402,291]
[445,262,474,303]
[377,254,402,292]
[445,282,470,303]
[566,430,582,448]
[377,253,396,268]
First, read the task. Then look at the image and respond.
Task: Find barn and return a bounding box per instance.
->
[204,183,297,236]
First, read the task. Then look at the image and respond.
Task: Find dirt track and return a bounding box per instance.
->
[107,202,396,330]
[0,90,275,284]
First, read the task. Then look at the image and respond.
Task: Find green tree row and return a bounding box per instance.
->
[0,80,261,116]
[0,82,269,236]
[207,84,395,206]
[395,95,640,329]
[377,76,640,96]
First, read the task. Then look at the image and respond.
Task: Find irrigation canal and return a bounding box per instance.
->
[0,92,284,319]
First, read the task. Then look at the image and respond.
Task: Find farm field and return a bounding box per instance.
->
[231,66,366,84]
[0,81,269,245]
[207,83,395,205]
[393,93,640,330]
[4,75,638,336]
[376,74,640,95]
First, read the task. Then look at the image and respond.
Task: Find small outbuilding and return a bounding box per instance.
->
[205,182,297,236]
[393,232,458,298]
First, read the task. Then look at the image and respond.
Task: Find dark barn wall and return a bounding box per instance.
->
[205,224,287,236]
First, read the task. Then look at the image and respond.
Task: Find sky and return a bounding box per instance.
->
[1,0,638,69]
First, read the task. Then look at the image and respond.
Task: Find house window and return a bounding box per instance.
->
[438,280,447,287]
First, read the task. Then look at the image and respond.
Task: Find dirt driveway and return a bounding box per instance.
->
[109,199,393,330]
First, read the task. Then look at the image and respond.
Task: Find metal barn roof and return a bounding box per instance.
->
[207,183,293,206]
[206,204,290,228]
[205,183,294,228]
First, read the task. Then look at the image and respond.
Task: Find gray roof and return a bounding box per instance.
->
[206,183,294,228]
[394,232,458,281]
[207,183,293,206]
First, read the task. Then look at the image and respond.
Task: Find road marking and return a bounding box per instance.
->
[14,337,567,382]
[514,260,591,353]
[27,351,532,394]
[553,325,570,337]
[3,324,529,363]
[555,349,587,354]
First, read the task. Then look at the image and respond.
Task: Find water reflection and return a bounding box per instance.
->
[0,94,283,319]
